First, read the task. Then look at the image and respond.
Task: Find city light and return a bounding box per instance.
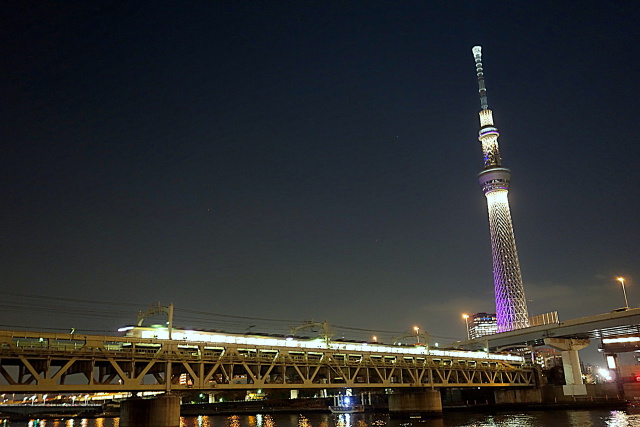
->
[617,277,629,309]
[606,355,617,370]
[598,368,612,381]
[479,109,494,127]
[462,314,470,340]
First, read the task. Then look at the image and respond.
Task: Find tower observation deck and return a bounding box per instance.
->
[472,46,529,332]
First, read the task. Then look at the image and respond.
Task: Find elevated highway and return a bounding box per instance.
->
[458,308,640,350]
[0,329,536,393]
[456,308,640,396]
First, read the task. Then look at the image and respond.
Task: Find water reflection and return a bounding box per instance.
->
[335,414,350,427]
[229,415,240,427]
[604,410,640,426]
[180,415,212,427]
[567,410,596,427]
[25,419,115,427]
[13,410,640,427]
[265,414,276,427]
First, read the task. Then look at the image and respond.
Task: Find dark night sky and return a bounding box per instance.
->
[1,1,639,345]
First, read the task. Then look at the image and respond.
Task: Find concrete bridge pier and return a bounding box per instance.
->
[389,389,442,417]
[494,388,542,404]
[544,337,590,396]
[120,394,180,427]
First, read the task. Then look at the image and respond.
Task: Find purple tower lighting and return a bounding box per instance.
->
[472,46,529,332]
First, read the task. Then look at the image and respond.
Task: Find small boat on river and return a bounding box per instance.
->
[329,395,365,414]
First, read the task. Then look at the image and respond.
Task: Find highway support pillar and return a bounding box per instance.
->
[544,338,590,396]
[120,394,180,427]
[389,389,442,418]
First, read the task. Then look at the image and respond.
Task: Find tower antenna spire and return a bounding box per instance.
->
[472,46,489,110]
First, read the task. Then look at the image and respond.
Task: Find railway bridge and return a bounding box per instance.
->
[0,328,536,393]
[0,327,542,424]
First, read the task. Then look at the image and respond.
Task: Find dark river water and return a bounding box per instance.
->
[6,410,640,427]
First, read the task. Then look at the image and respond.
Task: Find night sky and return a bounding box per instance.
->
[2,1,639,346]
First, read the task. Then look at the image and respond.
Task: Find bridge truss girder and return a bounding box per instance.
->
[0,330,537,393]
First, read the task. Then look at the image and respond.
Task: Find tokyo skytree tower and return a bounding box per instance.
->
[472,46,529,332]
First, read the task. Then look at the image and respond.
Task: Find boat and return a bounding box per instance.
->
[329,395,365,414]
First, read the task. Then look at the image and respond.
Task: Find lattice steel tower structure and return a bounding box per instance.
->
[472,46,529,332]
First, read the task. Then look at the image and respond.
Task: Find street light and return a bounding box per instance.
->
[462,314,470,340]
[617,277,629,309]
[413,326,420,343]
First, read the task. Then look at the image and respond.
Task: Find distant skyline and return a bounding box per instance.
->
[2,1,639,347]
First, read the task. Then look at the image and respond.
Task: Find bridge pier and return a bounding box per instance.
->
[494,388,542,404]
[120,394,180,427]
[544,338,590,395]
[388,389,442,417]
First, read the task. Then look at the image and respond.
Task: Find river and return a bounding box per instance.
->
[4,410,640,427]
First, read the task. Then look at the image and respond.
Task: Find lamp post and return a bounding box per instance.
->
[617,277,629,309]
[413,326,420,343]
[462,314,470,340]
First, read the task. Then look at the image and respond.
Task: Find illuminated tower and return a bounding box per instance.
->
[472,46,529,332]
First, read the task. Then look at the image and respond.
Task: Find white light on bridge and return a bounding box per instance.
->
[128,327,523,362]
[602,336,640,344]
[607,355,617,369]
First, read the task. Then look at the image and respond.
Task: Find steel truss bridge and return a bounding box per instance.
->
[0,330,537,393]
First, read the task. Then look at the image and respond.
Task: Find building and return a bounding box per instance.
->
[467,312,498,339]
[471,46,529,332]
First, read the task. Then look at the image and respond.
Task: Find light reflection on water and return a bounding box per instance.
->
[13,411,640,427]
